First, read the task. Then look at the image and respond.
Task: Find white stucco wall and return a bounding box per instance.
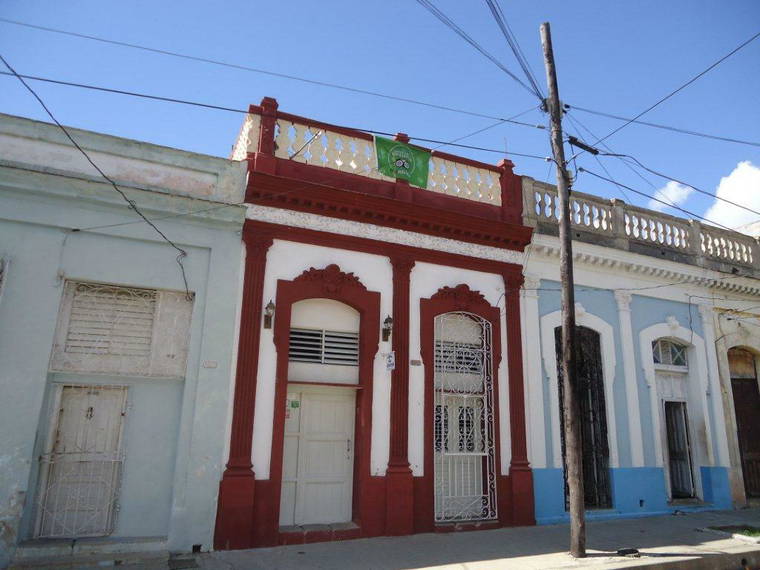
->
[250,240,394,478]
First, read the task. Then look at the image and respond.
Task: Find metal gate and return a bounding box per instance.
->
[35,385,128,538]
[433,312,497,522]
[554,326,612,509]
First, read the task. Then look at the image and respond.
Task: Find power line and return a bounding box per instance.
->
[578,166,742,235]
[601,152,760,220]
[0,17,548,125]
[0,52,193,299]
[0,70,549,160]
[568,105,760,148]
[483,0,545,99]
[412,0,541,99]
[584,30,760,151]
[430,104,540,150]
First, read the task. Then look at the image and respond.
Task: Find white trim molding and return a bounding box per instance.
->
[521,275,546,468]
[615,291,645,467]
[638,318,714,470]
[540,304,619,469]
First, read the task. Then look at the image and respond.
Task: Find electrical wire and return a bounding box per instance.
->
[0,52,193,300]
[483,0,544,99]
[412,0,540,99]
[580,30,760,152]
[578,167,742,234]
[600,152,760,219]
[430,105,540,150]
[0,16,544,119]
[568,105,760,148]
[0,71,549,160]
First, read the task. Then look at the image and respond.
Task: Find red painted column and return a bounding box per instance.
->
[252,97,278,176]
[502,271,535,525]
[498,159,521,225]
[385,254,415,535]
[214,228,273,550]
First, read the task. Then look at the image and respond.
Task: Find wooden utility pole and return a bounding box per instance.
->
[540,22,586,558]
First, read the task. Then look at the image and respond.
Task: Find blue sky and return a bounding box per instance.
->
[1,1,758,228]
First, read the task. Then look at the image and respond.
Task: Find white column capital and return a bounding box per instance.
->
[522,275,540,298]
[614,290,632,310]
[697,302,714,319]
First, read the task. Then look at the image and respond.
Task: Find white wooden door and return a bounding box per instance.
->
[36,385,127,538]
[280,387,355,526]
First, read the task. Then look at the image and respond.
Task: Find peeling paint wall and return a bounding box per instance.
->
[0,113,246,561]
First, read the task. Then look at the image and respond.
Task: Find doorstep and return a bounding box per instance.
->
[11,537,169,569]
[279,522,361,544]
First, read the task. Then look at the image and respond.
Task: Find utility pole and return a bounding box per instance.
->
[540,22,586,558]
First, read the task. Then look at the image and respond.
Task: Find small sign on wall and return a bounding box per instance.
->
[386,351,396,371]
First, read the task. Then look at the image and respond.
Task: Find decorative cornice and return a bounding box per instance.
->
[431,284,490,312]
[293,264,367,294]
[246,205,524,265]
[529,239,760,297]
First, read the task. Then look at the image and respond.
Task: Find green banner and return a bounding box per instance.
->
[374,136,430,188]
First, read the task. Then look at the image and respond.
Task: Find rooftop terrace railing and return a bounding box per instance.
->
[232,97,522,221]
[523,176,759,275]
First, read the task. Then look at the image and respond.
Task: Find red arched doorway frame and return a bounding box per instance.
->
[416,283,527,531]
[254,264,380,545]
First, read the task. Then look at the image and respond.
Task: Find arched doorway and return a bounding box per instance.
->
[433,311,497,522]
[554,325,612,509]
[728,347,760,498]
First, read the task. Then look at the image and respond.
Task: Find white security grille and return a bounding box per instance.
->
[50,281,193,377]
[289,328,359,366]
[36,385,128,538]
[433,312,497,523]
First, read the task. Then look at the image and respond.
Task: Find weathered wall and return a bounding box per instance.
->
[0,113,246,563]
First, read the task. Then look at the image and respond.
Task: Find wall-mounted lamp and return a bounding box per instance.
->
[382,315,393,342]
[263,300,275,329]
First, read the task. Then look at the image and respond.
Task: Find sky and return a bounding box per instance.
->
[1,1,758,230]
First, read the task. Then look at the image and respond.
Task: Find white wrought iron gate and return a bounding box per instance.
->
[433,312,497,522]
[35,385,128,538]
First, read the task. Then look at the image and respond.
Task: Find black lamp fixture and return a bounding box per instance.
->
[263,300,275,329]
[382,315,393,342]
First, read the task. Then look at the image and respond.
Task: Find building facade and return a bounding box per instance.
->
[214,98,535,548]
[521,177,760,523]
[0,114,247,566]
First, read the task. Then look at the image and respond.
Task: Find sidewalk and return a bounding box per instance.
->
[199,509,760,570]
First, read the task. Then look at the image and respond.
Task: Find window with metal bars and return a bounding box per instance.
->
[434,340,484,374]
[288,328,359,366]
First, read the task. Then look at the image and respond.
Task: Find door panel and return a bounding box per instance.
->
[279,388,355,526]
[732,378,760,497]
[664,401,695,498]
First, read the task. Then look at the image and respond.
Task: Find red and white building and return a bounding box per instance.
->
[214,97,535,548]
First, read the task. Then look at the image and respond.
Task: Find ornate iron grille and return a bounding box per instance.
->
[433,312,497,523]
[35,385,128,538]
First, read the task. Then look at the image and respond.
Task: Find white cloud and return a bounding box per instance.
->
[647,180,694,212]
[703,161,760,230]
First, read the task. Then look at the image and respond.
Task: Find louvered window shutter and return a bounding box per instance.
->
[289,328,359,366]
[50,281,193,377]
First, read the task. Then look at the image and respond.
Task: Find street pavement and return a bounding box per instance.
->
[198,509,760,570]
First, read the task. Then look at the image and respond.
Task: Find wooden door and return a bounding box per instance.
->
[664,401,695,498]
[555,326,612,509]
[280,387,355,526]
[729,348,760,498]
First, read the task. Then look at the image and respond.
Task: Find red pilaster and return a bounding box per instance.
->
[214,227,273,550]
[385,254,415,535]
[498,159,522,225]
[253,96,278,175]
[502,271,535,526]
